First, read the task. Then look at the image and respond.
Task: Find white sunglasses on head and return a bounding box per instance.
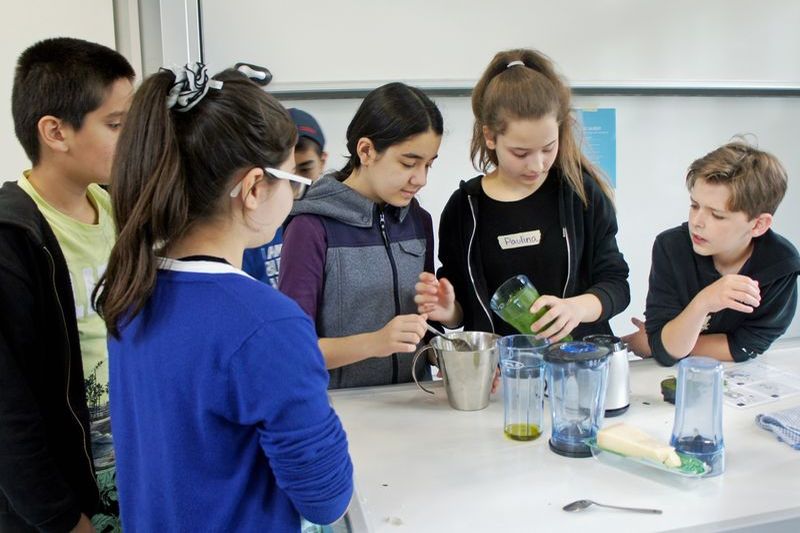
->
[229,167,312,200]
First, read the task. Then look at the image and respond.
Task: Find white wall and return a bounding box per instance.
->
[200,0,800,92]
[0,0,116,182]
[279,94,800,339]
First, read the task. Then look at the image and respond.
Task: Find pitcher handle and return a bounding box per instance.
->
[412,345,437,395]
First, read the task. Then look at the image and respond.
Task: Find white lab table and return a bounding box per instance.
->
[330,340,800,532]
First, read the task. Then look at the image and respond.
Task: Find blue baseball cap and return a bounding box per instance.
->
[288,108,325,150]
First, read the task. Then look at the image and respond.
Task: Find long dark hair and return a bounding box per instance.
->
[95,68,296,337]
[336,82,443,180]
[471,49,612,205]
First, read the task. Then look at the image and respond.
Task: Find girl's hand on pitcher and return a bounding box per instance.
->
[370,314,428,357]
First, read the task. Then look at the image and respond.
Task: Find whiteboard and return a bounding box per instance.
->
[199,0,800,92]
[277,94,800,339]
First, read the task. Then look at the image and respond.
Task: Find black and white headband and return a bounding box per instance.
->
[163,62,223,112]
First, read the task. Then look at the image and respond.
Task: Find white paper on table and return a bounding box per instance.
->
[723,361,800,409]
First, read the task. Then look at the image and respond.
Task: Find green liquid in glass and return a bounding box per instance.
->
[504,423,542,441]
[497,286,572,342]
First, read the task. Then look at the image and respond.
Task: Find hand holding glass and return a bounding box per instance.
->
[490,275,572,341]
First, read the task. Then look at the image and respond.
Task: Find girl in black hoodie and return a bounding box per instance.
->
[415,48,630,341]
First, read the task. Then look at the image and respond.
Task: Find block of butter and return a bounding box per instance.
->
[597,423,681,468]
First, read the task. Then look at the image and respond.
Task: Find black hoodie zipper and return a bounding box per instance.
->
[556,178,572,298]
[464,177,572,330]
[466,194,495,332]
[378,208,401,384]
[43,246,100,498]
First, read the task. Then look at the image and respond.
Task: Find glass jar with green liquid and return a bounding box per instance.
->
[489,274,572,341]
[499,335,549,441]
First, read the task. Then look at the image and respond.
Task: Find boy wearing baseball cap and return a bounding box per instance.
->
[289,108,328,182]
[242,108,327,286]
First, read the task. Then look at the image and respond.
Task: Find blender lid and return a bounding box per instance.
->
[582,334,626,353]
[678,355,724,370]
[544,341,610,363]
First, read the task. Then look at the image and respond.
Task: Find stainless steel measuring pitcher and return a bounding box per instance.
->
[411,331,500,411]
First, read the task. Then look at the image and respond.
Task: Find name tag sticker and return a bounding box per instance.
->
[498,230,541,250]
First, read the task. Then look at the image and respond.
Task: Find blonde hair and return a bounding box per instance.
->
[686,140,787,219]
[470,48,612,206]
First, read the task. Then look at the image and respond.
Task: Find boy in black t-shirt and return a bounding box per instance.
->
[624,141,800,366]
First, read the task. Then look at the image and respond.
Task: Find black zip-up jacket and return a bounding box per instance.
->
[437,171,630,338]
[0,181,98,532]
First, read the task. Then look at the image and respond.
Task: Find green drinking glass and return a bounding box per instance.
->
[489,274,572,341]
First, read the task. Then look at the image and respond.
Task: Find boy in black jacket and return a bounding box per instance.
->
[0,38,133,532]
[624,141,800,366]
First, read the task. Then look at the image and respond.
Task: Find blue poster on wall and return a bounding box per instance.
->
[576,108,616,188]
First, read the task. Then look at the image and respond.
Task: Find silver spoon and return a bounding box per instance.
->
[425,324,474,351]
[563,499,662,514]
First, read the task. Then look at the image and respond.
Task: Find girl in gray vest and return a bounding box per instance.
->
[280,82,443,389]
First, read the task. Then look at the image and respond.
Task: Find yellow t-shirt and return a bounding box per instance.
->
[18,173,115,411]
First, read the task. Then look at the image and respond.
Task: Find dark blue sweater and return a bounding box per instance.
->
[109,259,353,532]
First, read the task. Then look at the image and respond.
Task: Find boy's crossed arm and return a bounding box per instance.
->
[659,274,761,362]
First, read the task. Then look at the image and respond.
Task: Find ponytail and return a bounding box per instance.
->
[335,159,357,182]
[95,72,186,337]
[94,67,296,337]
[470,49,613,206]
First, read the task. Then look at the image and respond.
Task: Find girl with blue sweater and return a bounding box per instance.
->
[95,65,353,532]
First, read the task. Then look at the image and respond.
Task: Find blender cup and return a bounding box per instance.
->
[670,356,725,476]
[545,341,610,458]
